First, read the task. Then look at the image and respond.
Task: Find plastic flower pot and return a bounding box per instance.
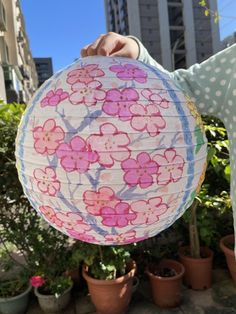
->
[178,246,213,290]
[34,283,72,313]
[82,260,136,314]
[0,284,31,314]
[220,234,236,286]
[146,259,185,308]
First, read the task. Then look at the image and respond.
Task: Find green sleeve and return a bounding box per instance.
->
[129,36,236,121]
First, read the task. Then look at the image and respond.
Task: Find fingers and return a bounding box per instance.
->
[97,34,122,56]
[81,34,105,57]
[81,32,126,57]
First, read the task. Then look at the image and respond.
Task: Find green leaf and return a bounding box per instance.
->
[224,164,231,182]
[194,126,205,154]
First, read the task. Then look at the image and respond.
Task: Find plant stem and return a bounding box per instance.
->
[189,199,201,258]
[99,246,103,262]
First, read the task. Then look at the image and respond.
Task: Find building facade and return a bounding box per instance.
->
[0,0,38,103]
[222,31,236,49]
[34,57,53,87]
[104,0,221,70]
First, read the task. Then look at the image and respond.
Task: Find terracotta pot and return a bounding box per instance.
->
[82,260,136,314]
[178,246,213,290]
[146,259,185,308]
[220,234,236,286]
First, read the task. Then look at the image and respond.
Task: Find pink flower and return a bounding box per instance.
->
[87,123,131,167]
[33,119,65,155]
[39,205,63,227]
[105,230,138,244]
[130,104,166,136]
[130,197,168,225]
[69,80,106,106]
[33,167,60,196]
[100,202,136,228]
[83,187,120,215]
[121,152,158,188]
[67,64,105,85]
[153,149,185,185]
[141,89,169,109]
[67,230,96,243]
[40,89,69,107]
[109,64,147,83]
[55,211,91,233]
[30,276,45,288]
[56,136,98,173]
[102,88,139,121]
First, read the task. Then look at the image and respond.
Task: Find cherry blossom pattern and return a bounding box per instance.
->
[109,63,147,83]
[87,123,131,168]
[105,230,141,244]
[121,152,158,189]
[33,167,60,196]
[39,205,63,227]
[33,119,65,155]
[100,202,136,228]
[130,197,168,225]
[69,80,106,106]
[56,136,98,173]
[67,230,97,243]
[130,103,166,136]
[141,89,169,109]
[40,89,69,107]
[102,88,139,121]
[67,64,105,85]
[54,211,91,234]
[83,187,120,215]
[153,149,185,185]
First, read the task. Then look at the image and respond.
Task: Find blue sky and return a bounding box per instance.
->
[21,0,236,72]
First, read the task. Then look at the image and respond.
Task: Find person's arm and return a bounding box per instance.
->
[129,36,236,121]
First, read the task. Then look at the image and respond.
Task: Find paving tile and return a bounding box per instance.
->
[75,294,96,314]
[25,268,236,314]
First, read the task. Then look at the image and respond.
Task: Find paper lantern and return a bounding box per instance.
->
[15,56,207,245]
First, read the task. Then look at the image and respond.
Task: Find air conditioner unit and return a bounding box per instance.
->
[0,1,7,32]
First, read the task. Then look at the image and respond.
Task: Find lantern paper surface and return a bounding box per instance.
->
[15,56,207,245]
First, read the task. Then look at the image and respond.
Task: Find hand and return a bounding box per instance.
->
[81,32,139,59]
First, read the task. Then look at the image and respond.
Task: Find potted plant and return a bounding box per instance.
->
[0,276,32,314]
[178,196,214,290]
[220,235,236,286]
[134,238,185,308]
[79,243,136,314]
[31,274,73,313]
[0,252,31,314]
[146,258,185,308]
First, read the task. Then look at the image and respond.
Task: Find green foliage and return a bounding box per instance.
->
[174,116,232,253]
[0,250,30,298]
[38,276,72,297]
[73,242,131,280]
[0,275,29,298]
[0,103,72,290]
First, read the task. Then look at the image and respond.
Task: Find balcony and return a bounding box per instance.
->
[2,64,23,103]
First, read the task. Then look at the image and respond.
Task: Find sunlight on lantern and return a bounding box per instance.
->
[15,56,207,245]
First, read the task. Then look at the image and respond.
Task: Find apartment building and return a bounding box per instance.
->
[34,57,53,87]
[0,0,38,103]
[104,0,221,70]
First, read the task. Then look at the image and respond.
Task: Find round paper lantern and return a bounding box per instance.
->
[15,56,208,245]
